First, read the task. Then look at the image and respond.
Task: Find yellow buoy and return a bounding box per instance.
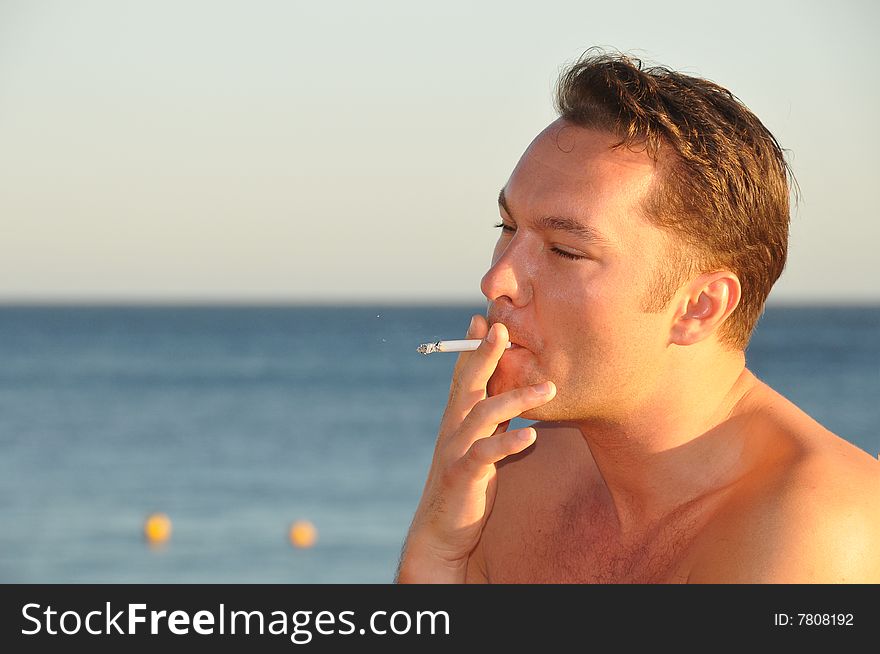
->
[289,520,317,549]
[144,513,172,545]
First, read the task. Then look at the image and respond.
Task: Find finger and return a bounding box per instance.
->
[461,427,537,474]
[494,419,511,437]
[469,313,489,339]
[449,322,510,411]
[456,381,556,447]
[442,321,509,430]
[450,314,489,382]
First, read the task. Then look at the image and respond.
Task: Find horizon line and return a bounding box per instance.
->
[0,297,877,308]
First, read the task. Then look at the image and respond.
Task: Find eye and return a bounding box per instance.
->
[494,222,588,261]
[550,248,586,261]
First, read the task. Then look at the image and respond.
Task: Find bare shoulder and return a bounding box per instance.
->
[689,411,880,583]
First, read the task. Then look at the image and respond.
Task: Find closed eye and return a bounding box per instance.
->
[550,248,586,261]
[494,222,587,261]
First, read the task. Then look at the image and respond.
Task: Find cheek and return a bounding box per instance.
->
[543,282,601,347]
[536,279,618,376]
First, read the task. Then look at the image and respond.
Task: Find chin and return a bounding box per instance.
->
[488,369,564,423]
[488,354,544,394]
[487,369,530,398]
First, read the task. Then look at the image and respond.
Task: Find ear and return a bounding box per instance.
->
[669,271,741,346]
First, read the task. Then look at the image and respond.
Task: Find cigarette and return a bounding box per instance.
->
[417,339,513,355]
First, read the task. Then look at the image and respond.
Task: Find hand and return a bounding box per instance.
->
[396,314,556,583]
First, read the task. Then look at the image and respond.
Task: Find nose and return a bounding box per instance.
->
[480,235,532,307]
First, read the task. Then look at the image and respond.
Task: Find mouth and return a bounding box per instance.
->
[502,335,533,354]
[486,310,536,353]
[488,323,533,352]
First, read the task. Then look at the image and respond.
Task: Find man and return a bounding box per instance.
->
[396,50,880,583]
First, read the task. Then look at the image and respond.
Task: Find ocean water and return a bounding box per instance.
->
[0,304,877,583]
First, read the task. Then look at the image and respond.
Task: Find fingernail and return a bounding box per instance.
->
[468,316,478,335]
[517,428,535,442]
[486,323,496,344]
[532,381,554,395]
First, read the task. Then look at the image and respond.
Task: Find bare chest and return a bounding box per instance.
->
[483,500,701,584]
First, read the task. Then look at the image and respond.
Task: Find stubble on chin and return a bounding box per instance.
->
[487,368,540,399]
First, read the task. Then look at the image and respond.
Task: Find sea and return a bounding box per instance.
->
[0,304,877,583]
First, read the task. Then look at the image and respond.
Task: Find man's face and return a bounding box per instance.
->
[483,119,679,421]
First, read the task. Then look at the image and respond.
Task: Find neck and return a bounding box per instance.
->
[573,352,761,536]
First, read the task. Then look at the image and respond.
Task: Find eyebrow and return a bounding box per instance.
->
[497,188,614,247]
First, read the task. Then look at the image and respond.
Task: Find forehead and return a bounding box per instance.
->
[504,119,661,247]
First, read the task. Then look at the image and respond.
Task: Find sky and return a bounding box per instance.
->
[1,0,877,304]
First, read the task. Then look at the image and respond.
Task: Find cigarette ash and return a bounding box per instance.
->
[416,341,441,355]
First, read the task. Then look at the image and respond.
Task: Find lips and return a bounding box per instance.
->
[495,326,535,352]
[486,310,537,353]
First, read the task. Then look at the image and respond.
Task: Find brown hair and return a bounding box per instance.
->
[555,48,796,350]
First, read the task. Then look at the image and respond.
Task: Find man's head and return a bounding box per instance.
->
[554,49,793,350]
[482,50,794,421]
